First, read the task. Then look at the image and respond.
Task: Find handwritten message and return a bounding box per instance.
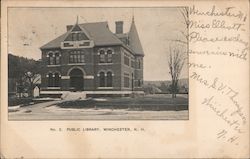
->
[189,5,248,146]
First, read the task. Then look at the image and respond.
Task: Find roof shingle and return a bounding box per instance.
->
[40,22,122,49]
[128,21,144,56]
[40,21,144,57]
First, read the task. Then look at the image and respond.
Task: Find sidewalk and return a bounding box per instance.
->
[9,100,188,120]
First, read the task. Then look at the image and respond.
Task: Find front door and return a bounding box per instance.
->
[70,76,83,91]
[69,68,84,91]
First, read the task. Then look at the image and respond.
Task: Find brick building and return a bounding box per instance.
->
[40,18,144,96]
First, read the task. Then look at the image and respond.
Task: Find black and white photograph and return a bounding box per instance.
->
[2,1,250,158]
[8,7,189,120]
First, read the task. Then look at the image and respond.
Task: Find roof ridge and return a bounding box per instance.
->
[79,21,108,25]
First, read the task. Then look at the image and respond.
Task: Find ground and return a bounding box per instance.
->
[8,94,188,120]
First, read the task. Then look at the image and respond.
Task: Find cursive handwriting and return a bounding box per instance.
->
[188,62,211,69]
[189,32,248,47]
[190,5,246,21]
[189,49,248,61]
[189,19,245,31]
[217,129,239,145]
[190,72,246,124]
[189,4,248,147]
[202,96,244,134]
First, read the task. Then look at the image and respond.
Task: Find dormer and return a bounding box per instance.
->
[61,22,94,49]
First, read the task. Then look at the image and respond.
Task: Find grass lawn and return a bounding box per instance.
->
[8,97,55,107]
[57,94,188,111]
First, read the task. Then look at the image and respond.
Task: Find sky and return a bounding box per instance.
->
[8,7,188,81]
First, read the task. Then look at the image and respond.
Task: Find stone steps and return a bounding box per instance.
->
[61,92,86,100]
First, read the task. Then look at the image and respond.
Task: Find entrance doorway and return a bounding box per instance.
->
[69,68,84,91]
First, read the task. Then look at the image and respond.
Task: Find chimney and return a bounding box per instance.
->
[66,25,73,31]
[115,21,123,34]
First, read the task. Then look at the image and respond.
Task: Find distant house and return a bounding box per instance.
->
[8,74,41,98]
[40,17,144,95]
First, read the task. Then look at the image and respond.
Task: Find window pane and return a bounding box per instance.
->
[99,72,105,87]
[69,51,85,63]
[107,50,112,63]
[124,56,129,66]
[107,72,112,87]
[138,80,141,87]
[124,76,129,88]
[49,57,54,65]
[74,54,77,63]
[80,54,84,63]
[54,73,61,87]
[55,53,60,65]
[70,54,73,63]
[77,54,81,63]
[48,73,53,87]
[99,50,105,63]
[48,54,54,65]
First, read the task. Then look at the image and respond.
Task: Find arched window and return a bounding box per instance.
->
[54,73,61,87]
[48,53,54,65]
[99,72,105,87]
[99,50,105,63]
[138,59,141,69]
[107,71,113,87]
[48,73,53,87]
[107,49,113,63]
[55,52,60,65]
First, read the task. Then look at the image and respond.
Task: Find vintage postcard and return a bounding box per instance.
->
[7,7,189,120]
[1,0,249,158]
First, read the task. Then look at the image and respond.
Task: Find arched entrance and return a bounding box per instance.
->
[69,68,84,91]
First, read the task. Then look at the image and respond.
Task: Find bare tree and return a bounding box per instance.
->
[179,7,189,41]
[167,8,189,98]
[23,71,40,97]
[168,43,185,98]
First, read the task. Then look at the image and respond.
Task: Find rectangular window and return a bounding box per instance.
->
[124,56,129,66]
[77,54,81,63]
[124,77,130,88]
[64,42,73,47]
[124,73,130,88]
[80,54,85,63]
[74,54,77,63]
[69,51,84,63]
[79,42,90,46]
[69,54,74,63]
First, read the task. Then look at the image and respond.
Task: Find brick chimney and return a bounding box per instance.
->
[115,21,123,34]
[67,25,73,31]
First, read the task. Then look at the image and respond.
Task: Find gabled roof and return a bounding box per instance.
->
[79,22,123,46]
[40,20,144,56]
[40,32,68,49]
[128,20,144,56]
[40,22,123,49]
